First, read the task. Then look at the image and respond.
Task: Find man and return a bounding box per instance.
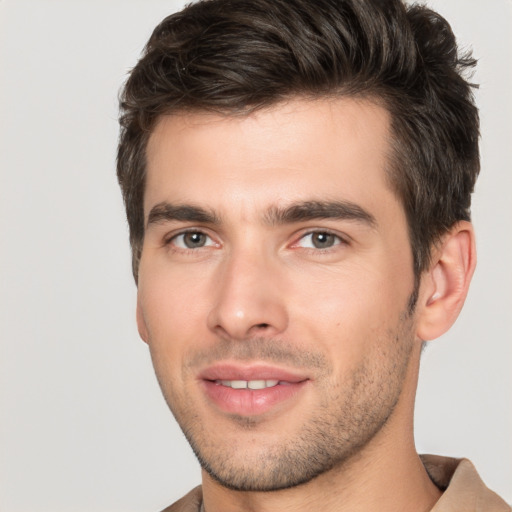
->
[116,0,510,510]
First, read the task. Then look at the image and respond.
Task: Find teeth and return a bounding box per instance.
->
[248,380,277,390]
[218,379,279,389]
[230,380,248,389]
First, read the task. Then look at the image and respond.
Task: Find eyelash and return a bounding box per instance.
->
[163,228,349,254]
[164,229,216,251]
[292,230,349,251]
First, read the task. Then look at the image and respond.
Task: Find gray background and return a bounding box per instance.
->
[1,1,510,510]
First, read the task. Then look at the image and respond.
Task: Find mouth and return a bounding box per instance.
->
[215,379,284,389]
[199,364,309,416]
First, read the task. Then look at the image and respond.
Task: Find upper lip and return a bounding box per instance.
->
[199,363,309,383]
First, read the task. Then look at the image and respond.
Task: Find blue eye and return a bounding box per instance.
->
[172,231,214,249]
[297,232,342,249]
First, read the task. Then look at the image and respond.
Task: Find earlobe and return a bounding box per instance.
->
[136,300,150,344]
[416,221,476,341]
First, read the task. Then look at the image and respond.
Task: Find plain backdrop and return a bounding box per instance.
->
[0,1,510,510]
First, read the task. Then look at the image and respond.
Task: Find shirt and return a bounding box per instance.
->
[160,455,511,512]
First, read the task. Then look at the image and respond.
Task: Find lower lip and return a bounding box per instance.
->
[202,380,307,416]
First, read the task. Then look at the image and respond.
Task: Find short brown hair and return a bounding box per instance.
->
[117,0,479,283]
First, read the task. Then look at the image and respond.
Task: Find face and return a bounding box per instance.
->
[137,98,419,491]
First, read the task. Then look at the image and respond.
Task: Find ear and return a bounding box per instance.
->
[136,299,150,344]
[416,221,476,341]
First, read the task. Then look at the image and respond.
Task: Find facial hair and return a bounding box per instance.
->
[153,309,416,492]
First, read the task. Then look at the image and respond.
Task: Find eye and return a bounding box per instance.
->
[170,231,215,249]
[296,231,343,249]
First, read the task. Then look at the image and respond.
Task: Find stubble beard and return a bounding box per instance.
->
[156,309,416,492]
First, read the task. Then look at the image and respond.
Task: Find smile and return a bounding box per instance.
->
[200,364,309,416]
[215,379,280,389]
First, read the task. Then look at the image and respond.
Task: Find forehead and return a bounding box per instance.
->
[144,97,394,219]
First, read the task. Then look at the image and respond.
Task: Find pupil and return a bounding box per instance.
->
[185,232,205,248]
[313,233,333,248]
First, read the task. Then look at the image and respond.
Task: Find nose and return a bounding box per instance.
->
[207,249,288,341]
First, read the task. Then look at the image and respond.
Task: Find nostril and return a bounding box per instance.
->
[255,323,270,329]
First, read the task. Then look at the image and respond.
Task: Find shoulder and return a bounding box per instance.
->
[421,455,511,512]
[159,486,203,512]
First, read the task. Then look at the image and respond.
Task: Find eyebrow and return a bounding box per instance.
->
[147,202,219,228]
[264,200,377,228]
[146,199,376,229]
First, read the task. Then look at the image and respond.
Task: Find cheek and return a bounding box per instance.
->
[287,261,410,360]
[138,271,210,404]
[138,267,211,357]
[289,263,382,323]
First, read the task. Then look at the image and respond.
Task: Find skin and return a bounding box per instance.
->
[136,97,476,512]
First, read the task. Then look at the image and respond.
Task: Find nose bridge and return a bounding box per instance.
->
[207,242,288,340]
